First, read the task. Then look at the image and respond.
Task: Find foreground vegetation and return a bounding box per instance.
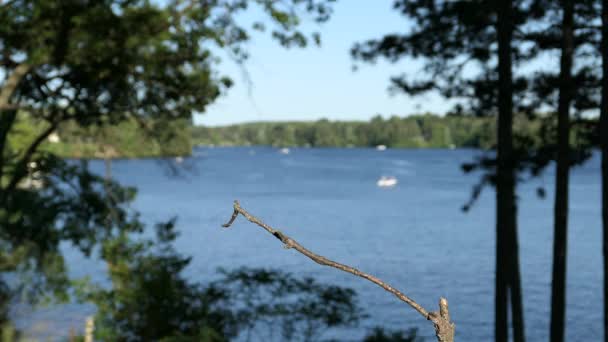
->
[1,0,424,340]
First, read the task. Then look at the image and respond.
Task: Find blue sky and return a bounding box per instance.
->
[194,0,453,126]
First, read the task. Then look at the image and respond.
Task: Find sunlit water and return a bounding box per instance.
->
[16,147,602,341]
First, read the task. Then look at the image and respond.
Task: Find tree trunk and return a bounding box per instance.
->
[550,1,573,341]
[0,64,30,189]
[510,218,525,342]
[601,1,608,341]
[496,0,516,341]
[0,111,18,183]
[0,63,31,111]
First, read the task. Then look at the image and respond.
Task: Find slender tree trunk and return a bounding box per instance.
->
[0,116,19,330]
[0,111,18,185]
[0,64,29,191]
[0,63,31,111]
[601,1,608,341]
[550,1,573,341]
[496,1,514,341]
[510,218,525,342]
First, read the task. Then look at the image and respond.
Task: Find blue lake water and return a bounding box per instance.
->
[18,147,602,341]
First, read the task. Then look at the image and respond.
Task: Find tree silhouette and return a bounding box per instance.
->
[550,1,574,341]
[350,1,538,340]
[601,1,608,341]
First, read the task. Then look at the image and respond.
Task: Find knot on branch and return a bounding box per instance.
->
[282,237,297,249]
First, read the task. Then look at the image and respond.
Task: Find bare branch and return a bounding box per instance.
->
[222,200,455,342]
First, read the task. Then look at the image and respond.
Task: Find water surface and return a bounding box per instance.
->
[19,147,602,341]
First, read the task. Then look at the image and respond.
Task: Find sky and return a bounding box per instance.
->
[194,0,453,126]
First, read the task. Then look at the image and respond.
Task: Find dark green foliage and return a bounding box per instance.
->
[211,267,364,341]
[0,1,430,341]
[362,327,423,342]
[0,156,140,307]
[76,220,236,341]
[0,0,337,324]
[0,0,232,313]
[76,219,365,341]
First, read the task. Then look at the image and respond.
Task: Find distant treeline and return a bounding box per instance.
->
[21,113,595,158]
[191,114,544,149]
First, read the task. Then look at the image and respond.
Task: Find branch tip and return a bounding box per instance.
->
[221,200,241,228]
[439,297,450,320]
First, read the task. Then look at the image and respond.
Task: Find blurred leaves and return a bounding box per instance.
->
[75,217,366,341]
[363,327,423,342]
[0,0,336,325]
[210,267,365,341]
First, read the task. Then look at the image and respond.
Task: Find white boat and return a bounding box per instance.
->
[279,148,290,155]
[377,176,398,188]
[175,156,184,163]
[376,145,387,151]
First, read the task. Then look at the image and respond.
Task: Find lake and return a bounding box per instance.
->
[17,147,602,341]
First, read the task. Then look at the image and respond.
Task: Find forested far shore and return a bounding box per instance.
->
[191,113,595,149]
[193,114,498,148]
[17,113,597,159]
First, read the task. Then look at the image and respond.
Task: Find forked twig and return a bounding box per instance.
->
[222,200,455,342]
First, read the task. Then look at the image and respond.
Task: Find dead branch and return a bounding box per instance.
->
[222,200,455,342]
